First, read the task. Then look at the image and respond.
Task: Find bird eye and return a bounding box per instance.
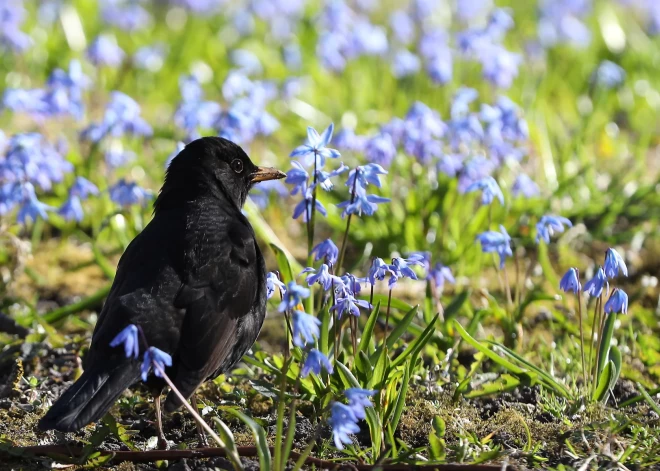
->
[231,159,243,173]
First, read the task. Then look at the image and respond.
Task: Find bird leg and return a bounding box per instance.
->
[190,394,209,448]
[154,394,169,450]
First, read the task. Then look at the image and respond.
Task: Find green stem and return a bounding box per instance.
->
[43,283,112,323]
[336,170,359,274]
[273,358,290,471]
[576,288,586,390]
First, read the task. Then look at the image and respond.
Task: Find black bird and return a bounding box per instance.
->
[38,137,285,445]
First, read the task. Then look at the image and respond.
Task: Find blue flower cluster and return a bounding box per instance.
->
[330,388,377,449]
[109,324,173,382]
[560,248,629,314]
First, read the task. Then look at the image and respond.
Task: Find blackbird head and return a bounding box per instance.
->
[156,137,286,211]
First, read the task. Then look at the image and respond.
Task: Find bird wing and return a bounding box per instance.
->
[165,211,262,409]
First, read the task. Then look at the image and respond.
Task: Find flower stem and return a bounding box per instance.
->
[588,296,600,395]
[576,287,586,390]
[336,170,359,274]
[385,288,393,345]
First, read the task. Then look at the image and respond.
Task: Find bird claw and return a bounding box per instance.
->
[157,437,169,450]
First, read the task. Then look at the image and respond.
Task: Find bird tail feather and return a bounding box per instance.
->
[38,363,140,432]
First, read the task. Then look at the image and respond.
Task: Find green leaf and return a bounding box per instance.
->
[443,290,470,322]
[390,314,438,369]
[212,417,243,471]
[608,345,622,392]
[369,345,390,391]
[486,341,572,398]
[636,382,660,415]
[357,302,380,369]
[364,294,413,313]
[224,408,271,471]
[269,243,295,284]
[432,416,445,437]
[597,313,617,378]
[387,359,411,434]
[592,361,614,402]
[453,321,529,376]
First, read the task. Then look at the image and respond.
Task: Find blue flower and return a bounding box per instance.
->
[109,324,139,359]
[69,176,99,200]
[87,34,125,67]
[337,186,390,218]
[290,124,341,168]
[329,402,360,450]
[479,45,521,89]
[301,348,333,377]
[0,1,31,52]
[315,162,349,191]
[604,248,628,279]
[346,163,388,190]
[340,273,367,295]
[536,215,572,244]
[389,255,425,287]
[133,44,167,72]
[292,310,321,347]
[285,161,309,195]
[584,267,607,298]
[174,75,221,140]
[368,257,397,285]
[292,187,328,221]
[303,264,343,291]
[390,10,415,44]
[465,176,504,206]
[511,173,540,198]
[604,288,628,315]
[105,145,136,168]
[392,50,421,78]
[559,268,581,294]
[59,196,84,222]
[102,2,152,31]
[593,60,625,89]
[82,92,152,142]
[17,183,55,224]
[141,347,173,382]
[331,291,371,319]
[344,388,377,420]
[109,179,152,207]
[428,262,455,291]
[311,239,339,266]
[278,281,310,312]
[427,49,453,84]
[364,133,397,167]
[266,272,286,300]
[476,225,512,268]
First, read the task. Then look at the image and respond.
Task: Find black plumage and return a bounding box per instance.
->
[38,137,285,439]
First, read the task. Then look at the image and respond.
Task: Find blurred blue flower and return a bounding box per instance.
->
[604,248,628,278]
[451,87,479,119]
[302,348,333,377]
[559,267,581,293]
[231,49,263,75]
[222,70,253,101]
[437,154,464,178]
[282,43,302,70]
[141,347,172,382]
[250,179,288,209]
[345,388,377,420]
[311,238,339,266]
[479,45,521,89]
[593,61,626,89]
[82,92,152,142]
[292,310,321,347]
[418,29,449,61]
[351,20,388,56]
[102,1,152,31]
[604,288,628,315]
[87,34,125,67]
[428,262,455,291]
[331,291,370,318]
[134,44,167,72]
[392,50,421,78]
[390,10,415,45]
[329,402,360,449]
[535,215,572,244]
[304,264,343,290]
[511,173,540,198]
[175,75,222,140]
[109,324,139,359]
[487,8,515,39]
[278,281,310,312]
[364,133,397,167]
[2,89,49,117]
[105,144,136,168]
[346,163,388,190]
[337,186,390,217]
[109,179,152,207]
[59,195,84,222]
[0,1,31,52]
[16,183,55,224]
[292,187,327,221]
[457,156,495,192]
[476,225,512,268]
[317,32,348,72]
[427,49,453,84]
[465,176,504,205]
[457,0,493,21]
[266,272,285,299]
[290,124,341,168]
[584,267,607,298]
[340,273,367,295]
[538,0,591,48]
